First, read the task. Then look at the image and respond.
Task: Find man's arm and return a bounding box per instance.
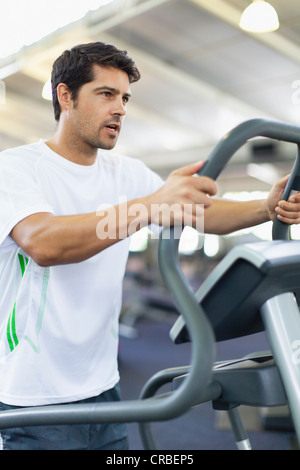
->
[10,206,143,267]
[10,161,217,267]
[204,174,300,235]
[10,165,300,266]
[203,198,269,235]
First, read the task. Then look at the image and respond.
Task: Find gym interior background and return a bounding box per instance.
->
[1,0,300,450]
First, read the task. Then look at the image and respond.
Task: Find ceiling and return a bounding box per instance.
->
[1,0,300,193]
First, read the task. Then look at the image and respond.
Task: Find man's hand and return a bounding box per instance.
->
[268,174,300,224]
[146,161,218,228]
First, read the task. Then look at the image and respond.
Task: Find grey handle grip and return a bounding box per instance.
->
[198,118,300,240]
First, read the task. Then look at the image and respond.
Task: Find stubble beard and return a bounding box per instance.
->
[70,105,121,153]
[74,124,120,154]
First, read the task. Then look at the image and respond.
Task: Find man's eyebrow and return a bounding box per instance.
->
[93,86,132,98]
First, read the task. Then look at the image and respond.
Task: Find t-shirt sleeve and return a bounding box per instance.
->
[0,154,54,245]
[123,157,164,199]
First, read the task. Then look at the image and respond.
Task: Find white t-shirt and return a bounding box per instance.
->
[0,141,163,406]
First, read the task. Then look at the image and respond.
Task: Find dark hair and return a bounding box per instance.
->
[51,41,141,121]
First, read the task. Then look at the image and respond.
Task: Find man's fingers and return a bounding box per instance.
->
[288,192,300,204]
[277,174,290,189]
[193,175,218,197]
[276,213,300,224]
[171,161,206,177]
[276,198,300,223]
[278,198,300,210]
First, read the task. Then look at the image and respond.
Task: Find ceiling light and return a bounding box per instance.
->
[42,79,52,101]
[179,227,202,255]
[203,235,220,258]
[239,0,279,33]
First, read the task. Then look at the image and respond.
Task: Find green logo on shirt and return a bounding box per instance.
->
[7,254,28,351]
[7,254,50,354]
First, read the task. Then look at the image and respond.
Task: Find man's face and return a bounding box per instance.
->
[68,64,131,151]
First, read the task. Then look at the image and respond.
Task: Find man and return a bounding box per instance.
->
[0,42,299,450]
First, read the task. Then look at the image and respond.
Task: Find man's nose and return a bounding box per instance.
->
[113,97,127,116]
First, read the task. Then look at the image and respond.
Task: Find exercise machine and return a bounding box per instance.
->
[0,119,300,451]
[139,118,300,450]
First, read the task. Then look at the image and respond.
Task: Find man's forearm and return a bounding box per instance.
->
[203,198,269,235]
[10,197,152,267]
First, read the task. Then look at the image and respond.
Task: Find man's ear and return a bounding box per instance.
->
[56,83,72,114]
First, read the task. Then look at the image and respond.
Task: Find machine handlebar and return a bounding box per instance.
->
[198,118,300,240]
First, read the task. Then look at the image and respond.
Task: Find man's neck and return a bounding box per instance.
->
[46,125,98,166]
